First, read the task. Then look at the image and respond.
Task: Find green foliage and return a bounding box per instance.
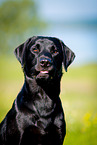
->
[0,56,97,145]
[0,0,46,54]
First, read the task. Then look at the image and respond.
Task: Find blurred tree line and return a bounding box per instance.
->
[0,0,46,55]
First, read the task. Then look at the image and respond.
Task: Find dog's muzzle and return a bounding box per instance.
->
[35,56,55,84]
[39,57,52,68]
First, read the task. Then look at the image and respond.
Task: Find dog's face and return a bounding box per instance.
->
[14,36,75,84]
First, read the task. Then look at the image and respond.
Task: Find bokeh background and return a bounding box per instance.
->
[0,0,97,144]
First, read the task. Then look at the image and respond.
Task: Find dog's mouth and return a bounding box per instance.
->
[40,71,49,74]
[36,70,50,79]
[35,68,55,85]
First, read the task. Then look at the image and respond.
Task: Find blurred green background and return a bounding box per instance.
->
[0,0,97,145]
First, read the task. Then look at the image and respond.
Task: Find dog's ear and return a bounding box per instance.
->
[60,41,75,72]
[14,36,37,66]
[14,42,25,66]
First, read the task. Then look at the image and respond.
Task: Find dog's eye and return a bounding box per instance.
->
[54,50,58,53]
[30,47,39,53]
[51,46,58,55]
[32,44,40,53]
[33,48,39,52]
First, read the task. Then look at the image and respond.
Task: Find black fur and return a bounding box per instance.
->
[0,36,75,145]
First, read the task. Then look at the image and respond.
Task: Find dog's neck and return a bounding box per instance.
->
[24,75,61,100]
[17,75,61,117]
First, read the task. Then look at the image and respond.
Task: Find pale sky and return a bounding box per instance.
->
[36,0,97,21]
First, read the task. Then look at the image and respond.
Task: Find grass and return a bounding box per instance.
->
[0,56,97,145]
[61,65,97,145]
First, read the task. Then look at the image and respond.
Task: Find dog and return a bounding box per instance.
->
[0,36,75,145]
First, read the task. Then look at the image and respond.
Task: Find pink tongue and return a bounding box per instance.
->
[40,71,48,74]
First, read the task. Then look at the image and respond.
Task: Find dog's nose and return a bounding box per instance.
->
[40,58,52,67]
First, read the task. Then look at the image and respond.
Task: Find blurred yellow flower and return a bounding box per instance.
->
[82,112,92,132]
[93,114,97,124]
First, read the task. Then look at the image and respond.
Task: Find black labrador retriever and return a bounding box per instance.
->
[0,36,75,145]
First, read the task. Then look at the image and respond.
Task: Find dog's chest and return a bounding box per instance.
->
[16,111,52,130]
[34,92,55,117]
[16,91,56,132]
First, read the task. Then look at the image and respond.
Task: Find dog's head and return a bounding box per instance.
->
[14,36,75,84]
